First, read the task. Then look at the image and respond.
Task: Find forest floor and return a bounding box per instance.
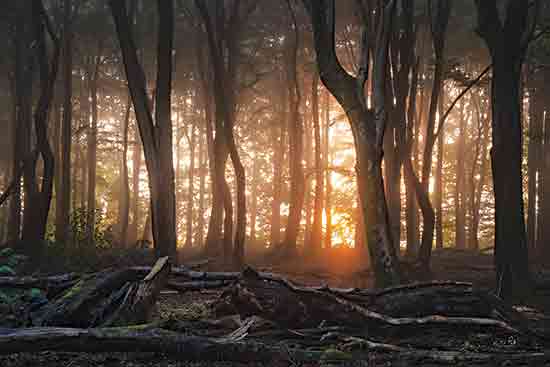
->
[1,247,550,366]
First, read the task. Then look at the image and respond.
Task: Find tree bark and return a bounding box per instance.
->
[434,93,445,250]
[8,1,34,244]
[323,89,332,250]
[282,3,304,255]
[474,0,534,302]
[118,97,131,247]
[270,74,286,247]
[305,0,402,287]
[310,74,323,256]
[56,0,73,244]
[109,0,177,260]
[185,123,196,248]
[455,101,467,249]
[526,74,542,253]
[21,0,60,247]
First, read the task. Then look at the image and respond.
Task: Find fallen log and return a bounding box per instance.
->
[30,268,140,327]
[167,280,233,293]
[30,258,169,328]
[0,273,78,289]
[0,326,322,362]
[0,325,549,364]
[220,268,534,339]
[101,257,170,326]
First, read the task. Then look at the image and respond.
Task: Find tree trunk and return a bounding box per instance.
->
[196,124,207,247]
[474,0,533,302]
[86,68,99,245]
[118,97,131,247]
[8,1,34,244]
[323,89,332,250]
[56,0,73,244]
[455,101,467,249]
[417,0,451,267]
[306,0,402,287]
[310,74,323,256]
[282,8,304,255]
[249,151,259,243]
[21,0,59,247]
[109,0,177,260]
[185,123,196,248]
[526,77,542,252]
[129,122,141,245]
[270,76,286,247]
[469,99,490,250]
[434,103,444,250]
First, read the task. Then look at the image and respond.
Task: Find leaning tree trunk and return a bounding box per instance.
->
[109,0,177,260]
[417,0,451,269]
[305,0,402,287]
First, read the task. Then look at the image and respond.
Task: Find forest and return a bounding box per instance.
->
[0,0,550,366]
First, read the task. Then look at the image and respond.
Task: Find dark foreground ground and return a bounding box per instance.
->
[1,247,550,367]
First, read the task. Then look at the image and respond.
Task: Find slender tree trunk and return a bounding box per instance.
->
[405,55,420,257]
[323,89,332,250]
[110,0,177,260]
[469,100,490,250]
[303,103,313,247]
[7,9,29,243]
[129,122,141,245]
[434,96,444,250]
[196,124,207,247]
[282,13,304,255]
[118,97,131,247]
[86,68,99,245]
[455,101,467,249]
[526,79,541,252]
[310,75,323,256]
[270,77,286,247]
[417,0,451,268]
[56,0,73,244]
[185,123,196,248]
[249,151,260,242]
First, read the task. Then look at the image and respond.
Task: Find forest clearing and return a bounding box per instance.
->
[1,0,550,365]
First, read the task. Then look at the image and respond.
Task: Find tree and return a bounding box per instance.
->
[118,97,131,247]
[304,0,402,287]
[56,0,74,244]
[474,0,537,302]
[417,0,451,267]
[21,0,60,246]
[195,0,254,268]
[309,74,323,256]
[8,0,34,244]
[282,0,304,255]
[86,40,104,245]
[109,0,177,260]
